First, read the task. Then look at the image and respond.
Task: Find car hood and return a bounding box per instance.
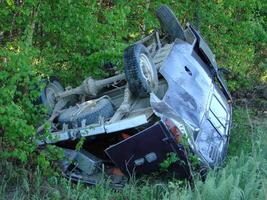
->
[151,41,231,166]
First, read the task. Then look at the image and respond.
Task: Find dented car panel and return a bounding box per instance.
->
[189,25,232,101]
[154,41,232,166]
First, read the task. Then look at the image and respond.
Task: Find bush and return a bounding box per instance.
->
[0,109,266,200]
[2,0,265,87]
[0,40,42,163]
[0,0,266,166]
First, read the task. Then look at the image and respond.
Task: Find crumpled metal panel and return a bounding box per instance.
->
[150,41,231,166]
[158,41,212,129]
[61,148,101,176]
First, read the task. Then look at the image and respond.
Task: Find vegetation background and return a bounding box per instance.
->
[0,0,266,199]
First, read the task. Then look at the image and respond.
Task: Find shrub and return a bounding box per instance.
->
[0,40,42,163]
[0,0,266,167]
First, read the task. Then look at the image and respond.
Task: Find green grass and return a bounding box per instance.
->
[1,107,266,200]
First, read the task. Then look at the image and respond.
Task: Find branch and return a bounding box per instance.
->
[26,2,40,46]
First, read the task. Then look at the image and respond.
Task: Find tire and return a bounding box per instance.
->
[40,78,64,113]
[58,98,114,128]
[124,44,158,97]
[156,5,185,41]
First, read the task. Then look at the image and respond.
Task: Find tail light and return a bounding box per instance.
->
[164,118,183,143]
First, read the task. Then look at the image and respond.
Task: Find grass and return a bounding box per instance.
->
[0,106,266,200]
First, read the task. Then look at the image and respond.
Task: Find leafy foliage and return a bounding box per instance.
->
[160,152,179,171]
[0,41,42,163]
[0,0,266,166]
[0,111,266,199]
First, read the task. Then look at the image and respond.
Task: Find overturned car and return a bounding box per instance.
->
[38,5,232,186]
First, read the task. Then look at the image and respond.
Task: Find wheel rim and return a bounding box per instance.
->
[140,53,156,88]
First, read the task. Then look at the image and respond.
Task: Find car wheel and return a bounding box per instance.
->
[124,44,158,97]
[40,78,64,113]
[156,5,185,41]
[58,98,115,128]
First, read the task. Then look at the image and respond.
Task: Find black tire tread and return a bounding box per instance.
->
[41,80,64,113]
[156,5,185,41]
[124,44,158,97]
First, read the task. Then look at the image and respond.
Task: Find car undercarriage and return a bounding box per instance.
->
[37,5,232,187]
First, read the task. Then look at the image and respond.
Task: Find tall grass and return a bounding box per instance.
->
[178,125,267,199]
[0,107,266,200]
